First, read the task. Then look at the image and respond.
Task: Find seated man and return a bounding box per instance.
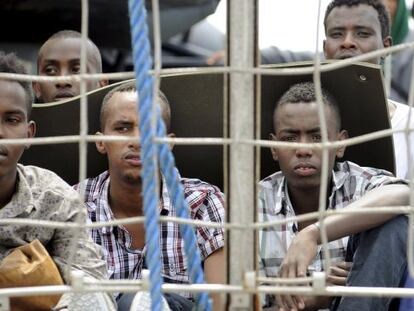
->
[74,81,225,311]
[259,82,408,311]
[33,29,108,103]
[0,52,115,310]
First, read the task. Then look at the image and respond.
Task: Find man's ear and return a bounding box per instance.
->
[32,82,41,102]
[25,121,36,149]
[98,80,109,88]
[383,36,392,49]
[167,133,175,150]
[269,133,278,161]
[95,132,107,154]
[335,129,348,159]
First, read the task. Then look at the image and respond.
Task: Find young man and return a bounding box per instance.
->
[323,0,414,179]
[0,52,115,310]
[259,82,409,311]
[75,81,225,311]
[34,30,108,103]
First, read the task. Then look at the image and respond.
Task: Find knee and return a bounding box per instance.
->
[370,215,408,246]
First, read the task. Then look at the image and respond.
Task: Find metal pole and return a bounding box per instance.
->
[228,0,256,309]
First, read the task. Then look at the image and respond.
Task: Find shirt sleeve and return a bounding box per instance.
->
[193,188,225,260]
[363,169,408,192]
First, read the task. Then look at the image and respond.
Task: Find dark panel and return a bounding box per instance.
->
[21,62,393,190]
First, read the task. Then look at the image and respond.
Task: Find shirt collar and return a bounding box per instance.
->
[93,170,175,233]
[272,163,349,215]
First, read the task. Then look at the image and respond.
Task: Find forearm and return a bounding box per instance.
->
[316,184,409,243]
[204,248,226,311]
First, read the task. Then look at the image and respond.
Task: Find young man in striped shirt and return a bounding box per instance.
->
[75,81,225,311]
[259,82,409,311]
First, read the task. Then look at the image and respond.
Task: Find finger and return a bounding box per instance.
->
[329,266,349,278]
[276,294,292,311]
[336,261,352,271]
[327,275,347,286]
[293,295,305,310]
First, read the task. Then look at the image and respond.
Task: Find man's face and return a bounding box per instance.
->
[271,102,346,191]
[324,4,391,64]
[0,80,35,180]
[96,91,142,184]
[34,37,104,103]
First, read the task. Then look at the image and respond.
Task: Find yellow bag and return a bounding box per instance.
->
[0,239,64,311]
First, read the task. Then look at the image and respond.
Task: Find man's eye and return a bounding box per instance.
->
[312,134,322,142]
[43,66,58,75]
[6,117,21,124]
[357,31,371,37]
[330,32,342,38]
[281,136,297,142]
[115,127,129,133]
[72,65,81,74]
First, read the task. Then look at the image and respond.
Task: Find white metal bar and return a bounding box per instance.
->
[228,0,256,309]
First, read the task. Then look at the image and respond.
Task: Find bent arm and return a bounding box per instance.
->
[315,184,409,243]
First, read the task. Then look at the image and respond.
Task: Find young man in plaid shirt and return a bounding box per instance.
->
[259,82,409,311]
[75,81,225,311]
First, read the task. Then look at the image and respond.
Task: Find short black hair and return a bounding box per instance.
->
[274,82,341,131]
[100,81,171,132]
[38,30,103,73]
[0,52,33,117]
[324,0,390,39]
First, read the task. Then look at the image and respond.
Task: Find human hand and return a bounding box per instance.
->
[327,261,352,286]
[276,225,319,311]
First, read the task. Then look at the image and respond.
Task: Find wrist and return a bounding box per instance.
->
[302,222,321,244]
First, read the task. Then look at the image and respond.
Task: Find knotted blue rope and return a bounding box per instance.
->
[128,1,211,310]
[128,1,162,310]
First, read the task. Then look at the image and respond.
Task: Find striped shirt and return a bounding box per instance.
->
[75,170,225,298]
[258,161,405,306]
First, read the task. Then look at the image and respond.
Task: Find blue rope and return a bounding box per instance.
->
[128,1,162,310]
[128,1,211,310]
[156,109,212,311]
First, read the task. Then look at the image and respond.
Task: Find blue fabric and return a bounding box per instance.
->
[332,216,407,311]
[399,267,414,310]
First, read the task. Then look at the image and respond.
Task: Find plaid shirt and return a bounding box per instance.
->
[259,161,405,285]
[75,170,225,297]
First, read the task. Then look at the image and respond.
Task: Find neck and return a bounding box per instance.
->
[288,185,321,215]
[108,174,145,217]
[0,170,18,209]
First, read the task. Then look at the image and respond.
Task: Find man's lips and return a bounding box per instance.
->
[293,163,317,177]
[124,154,142,166]
[53,91,75,101]
[0,145,8,161]
[338,53,358,59]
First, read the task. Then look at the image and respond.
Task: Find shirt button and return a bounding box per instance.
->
[169,263,176,275]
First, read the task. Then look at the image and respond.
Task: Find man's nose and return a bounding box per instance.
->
[295,137,313,158]
[55,69,73,88]
[128,128,141,148]
[341,32,357,49]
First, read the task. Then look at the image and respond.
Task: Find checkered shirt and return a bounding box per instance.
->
[75,170,225,298]
[259,161,406,284]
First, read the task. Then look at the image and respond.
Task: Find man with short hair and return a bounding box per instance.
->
[259,81,408,311]
[0,51,115,310]
[75,81,225,311]
[34,30,108,103]
[323,0,414,180]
